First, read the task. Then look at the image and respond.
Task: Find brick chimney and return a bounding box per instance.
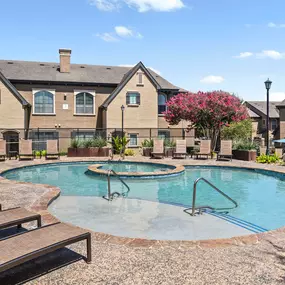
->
[59,49,72,73]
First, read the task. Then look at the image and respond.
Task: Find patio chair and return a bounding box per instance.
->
[46,140,60,160]
[0,140,6,161]
[0,222,91,273]
[217,140,233,161]
[173,140,187,159]
[275,148,283,159]
[195,140,211,159]
[151,140,164,159]
[0,204,41,230]
[19,140,34,160]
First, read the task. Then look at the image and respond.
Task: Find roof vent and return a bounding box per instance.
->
[40,63,45,66]
[80,66,85,69]
[106,67,111,70]
[7,62,14,64]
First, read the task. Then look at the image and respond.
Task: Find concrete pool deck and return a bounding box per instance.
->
[1,156,285,284]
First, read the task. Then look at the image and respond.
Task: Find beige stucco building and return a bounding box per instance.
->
[0,49,192,152]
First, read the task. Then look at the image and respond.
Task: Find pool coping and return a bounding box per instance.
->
[87,162,185,178]
[1,158,285,248]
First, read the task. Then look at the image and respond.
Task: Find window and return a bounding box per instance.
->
[158,93,167,114]
[75,91,95,115]
[29,131,58,151]
[271,119,278,130]
[33,90,55,114]
[126,92,140,105]
[137,72,143,86]
[158,130,170,140]
[71,130,106,140]
[129,134,138,146]
[262,119,266,126]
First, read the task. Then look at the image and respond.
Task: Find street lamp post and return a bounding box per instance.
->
[264,79,272,155]
[121,105,125,138]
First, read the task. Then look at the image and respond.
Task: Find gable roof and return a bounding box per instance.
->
[246,101,280,118]
[0,71,30,107]
[101,62,161,108]
[0,59,181,90]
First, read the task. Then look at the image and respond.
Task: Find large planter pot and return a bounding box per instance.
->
[233,150,257,161]
[165,147,175,157]
[67,148,78,157]
[76,148,90,157]
[89,147,99,157]
[98,147,110,157]
[142,147,152,157]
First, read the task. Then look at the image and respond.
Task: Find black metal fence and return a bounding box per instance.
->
[0,127,195,153]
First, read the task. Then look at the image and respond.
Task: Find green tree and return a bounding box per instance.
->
[221,119,252,142]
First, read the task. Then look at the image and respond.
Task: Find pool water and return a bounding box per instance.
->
[3,162,285,231]
[99,162,173,172]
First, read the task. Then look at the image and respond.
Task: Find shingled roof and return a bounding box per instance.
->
[246,101,280,118]
[0,60,181,90]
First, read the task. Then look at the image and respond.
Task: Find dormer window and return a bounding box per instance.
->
[126,92,140,106]
[137,71,144,86]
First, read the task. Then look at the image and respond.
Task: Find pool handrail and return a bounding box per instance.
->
[103,169,130,201]
[191,177,238,216]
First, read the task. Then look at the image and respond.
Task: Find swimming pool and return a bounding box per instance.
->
[3,161,285,233]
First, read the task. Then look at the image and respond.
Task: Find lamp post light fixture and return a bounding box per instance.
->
[121,105,125,138]
[264,78,272,155]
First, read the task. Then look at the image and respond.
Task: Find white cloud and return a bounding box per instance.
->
[119,64,161,75]
[115,26,133,37]
[115,26,143,38]
[256,50,285,60]
[200,75,225,84]
[268,22,285,28]
[96,32,119,42]
[88,0,120,11]
[233,52,253,59]
[269,92,285,101]
[89,0,185,12]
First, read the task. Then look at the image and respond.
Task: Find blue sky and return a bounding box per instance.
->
[1,0,285,101]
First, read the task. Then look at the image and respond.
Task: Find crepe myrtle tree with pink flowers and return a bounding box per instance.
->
[164,91,249,151]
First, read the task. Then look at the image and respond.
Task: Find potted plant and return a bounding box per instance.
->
[232,141,258,161]
[96,136,109,157]
[76,139,92,157]
[68,139,81,157]
[164,139,176,157]
[109,136,130,157]
[141,139,153,157]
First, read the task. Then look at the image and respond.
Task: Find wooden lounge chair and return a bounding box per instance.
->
[151,140,164,159]
[173,140,187,159]
[0,140,6,161]
[0,205,41,230]
[19,140,34,160]
[275,148,283,159]
[0,222,92,273]
[217,140,233,161]
[195,140,211,159]
[46,140,60,160]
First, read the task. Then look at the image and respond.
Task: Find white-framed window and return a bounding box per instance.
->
[129,134,138,146]
[74,90,95,115]
[271,119,278,130]
[126,92,140,105]
[137,71,144,86]
[158,93,167,114]
[33,89,55,115]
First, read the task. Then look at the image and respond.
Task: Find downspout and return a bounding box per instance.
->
[24,105,31,139]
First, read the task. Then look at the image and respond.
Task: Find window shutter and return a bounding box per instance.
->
[126,93,130,105]
[137,94,141,105]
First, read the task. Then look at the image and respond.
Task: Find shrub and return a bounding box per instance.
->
[256,154,280,164]
[221,119,253,142]
[81,139,93,148]
[91,136,107,148]
[70,138,81,148]
[41,150,47,157]
[109,136,130,154]
[141,139,153,148]
[233,141,258,151]
[164,139,176,147]
[125,149,135,156]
